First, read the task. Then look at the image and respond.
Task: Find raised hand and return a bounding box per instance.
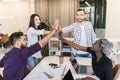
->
[52,19,59,31]
[58,31,63,40]
[57,25,62,33]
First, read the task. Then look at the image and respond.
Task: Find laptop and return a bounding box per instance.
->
[62,69,74,80]
[69,53,93,75]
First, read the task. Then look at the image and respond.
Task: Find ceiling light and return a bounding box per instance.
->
[0,16,13,19]
[2,0,20,2]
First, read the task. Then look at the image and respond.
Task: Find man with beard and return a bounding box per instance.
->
[0,19,59,80]
[62,9,96,57]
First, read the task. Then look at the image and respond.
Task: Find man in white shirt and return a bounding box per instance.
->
[62,9,96,57]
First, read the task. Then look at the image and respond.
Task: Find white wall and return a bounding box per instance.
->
[105,0,120,39]
[0,0,35,35]
[0,0,120,38]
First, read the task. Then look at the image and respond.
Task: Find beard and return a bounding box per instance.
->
[77,19,84,23]
[20,43,27,49]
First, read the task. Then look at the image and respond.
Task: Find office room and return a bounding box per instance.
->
[0,0,120,80]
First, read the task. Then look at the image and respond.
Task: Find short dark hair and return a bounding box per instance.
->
[77,9,86,14]
[9,32,24,45]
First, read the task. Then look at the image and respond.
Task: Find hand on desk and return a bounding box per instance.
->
[76,76,95,80]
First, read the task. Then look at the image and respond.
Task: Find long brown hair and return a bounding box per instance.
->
[28,14,41,29]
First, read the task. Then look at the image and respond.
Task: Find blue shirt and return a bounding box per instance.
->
[0,43,41,80]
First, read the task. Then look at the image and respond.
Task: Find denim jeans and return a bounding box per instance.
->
[27,56,39,70]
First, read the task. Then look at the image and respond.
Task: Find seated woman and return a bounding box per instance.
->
[58,31,113,80]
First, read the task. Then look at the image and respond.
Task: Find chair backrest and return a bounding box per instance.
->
[0,34,9,43]
[113,64,120,80]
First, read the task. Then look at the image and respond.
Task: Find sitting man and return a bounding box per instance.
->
[0,19,59,80]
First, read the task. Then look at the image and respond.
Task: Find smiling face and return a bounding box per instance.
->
[76,10,86,23]
[34,16,41,28]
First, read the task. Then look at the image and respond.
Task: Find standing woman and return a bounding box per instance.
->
[27,14,50,70]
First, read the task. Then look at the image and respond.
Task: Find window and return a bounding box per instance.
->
[79,0,107,38]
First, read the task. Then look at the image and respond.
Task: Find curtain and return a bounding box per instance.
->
[35,0,78,36]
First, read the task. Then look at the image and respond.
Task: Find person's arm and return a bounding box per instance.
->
[27,27,44,37]
[113,64,120,80]
[39,19,59,48]
[62,24,74,34]
[58,31,87,51]
[43,30,50,35]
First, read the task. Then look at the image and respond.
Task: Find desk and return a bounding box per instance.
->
[24,56,99,80]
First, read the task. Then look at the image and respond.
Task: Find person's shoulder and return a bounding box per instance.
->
[103,56,112,65]
[71,22,79,26]
[28,27,34,30]
[4,48,18,57]
[85,21,92,25]
[27,27,35,32]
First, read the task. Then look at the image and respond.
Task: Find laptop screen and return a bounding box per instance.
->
[69,53,80,73]
[63,69,74,80]
[69,53,93,75]
[70,53,93,74]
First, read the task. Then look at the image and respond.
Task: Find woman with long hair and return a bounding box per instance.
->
[27,14,50,70]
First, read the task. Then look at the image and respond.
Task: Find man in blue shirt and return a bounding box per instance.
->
[0,19,59,80]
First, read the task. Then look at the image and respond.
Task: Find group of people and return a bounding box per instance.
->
[0,8,117,80]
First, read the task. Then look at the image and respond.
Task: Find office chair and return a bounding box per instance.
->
[0,34,9,50]
[113,64,120,80]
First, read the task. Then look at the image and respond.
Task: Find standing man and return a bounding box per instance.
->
[62,9,96,57]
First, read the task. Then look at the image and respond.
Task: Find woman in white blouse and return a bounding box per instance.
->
[27,14,50,70]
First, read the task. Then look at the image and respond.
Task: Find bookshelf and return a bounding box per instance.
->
[49,37,73,56]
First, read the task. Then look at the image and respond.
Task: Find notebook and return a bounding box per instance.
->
[69,53,93,75]
[62,69,74,80]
